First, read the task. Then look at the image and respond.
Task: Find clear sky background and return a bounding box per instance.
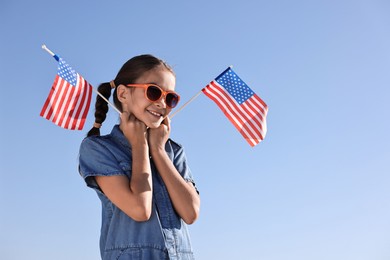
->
[1,0,390,259]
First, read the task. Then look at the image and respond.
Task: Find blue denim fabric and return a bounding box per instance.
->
[79,125,196,260]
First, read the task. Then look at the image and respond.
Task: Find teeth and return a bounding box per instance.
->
[149,110,162,117]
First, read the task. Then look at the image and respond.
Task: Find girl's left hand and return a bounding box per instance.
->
[148,116,171,151]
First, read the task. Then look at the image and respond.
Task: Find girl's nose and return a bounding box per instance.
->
[155,96,167,108]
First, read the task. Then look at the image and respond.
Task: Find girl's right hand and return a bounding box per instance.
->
[120,111,148,147]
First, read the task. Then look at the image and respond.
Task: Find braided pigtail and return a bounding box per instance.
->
[87,82,113,137]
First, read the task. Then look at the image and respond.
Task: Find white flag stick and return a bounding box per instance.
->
[170,90,203,119]
[42,44,55,56]
[41,44,122,115]
[170,66,233,119]
[92,88,122,114]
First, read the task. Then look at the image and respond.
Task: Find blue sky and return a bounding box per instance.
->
[1,0,390,259]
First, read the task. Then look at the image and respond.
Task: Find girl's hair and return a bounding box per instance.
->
[87,54,175,137]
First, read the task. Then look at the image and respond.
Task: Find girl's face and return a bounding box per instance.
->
[120,66,176,128]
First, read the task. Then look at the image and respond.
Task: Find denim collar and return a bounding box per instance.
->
[110,125,131,151]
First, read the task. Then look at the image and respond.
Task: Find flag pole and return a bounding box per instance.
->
[91,88,122,115]
[170,90,203,119]
[41,44,122,115]
[42,44,55,56]
[170,65,233,119]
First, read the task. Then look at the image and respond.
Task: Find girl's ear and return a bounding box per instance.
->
[116,84,128,103]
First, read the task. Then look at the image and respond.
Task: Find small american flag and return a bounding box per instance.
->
[202,67,268,147]
[40,55,92,130]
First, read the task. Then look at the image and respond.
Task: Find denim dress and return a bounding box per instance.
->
[79,125,197,260]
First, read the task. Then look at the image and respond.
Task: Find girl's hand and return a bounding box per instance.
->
[120,111,148,147]
[148,116,170,151]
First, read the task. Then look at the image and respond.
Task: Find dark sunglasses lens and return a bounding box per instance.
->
[166,93,179,108]
[146,86,162,101]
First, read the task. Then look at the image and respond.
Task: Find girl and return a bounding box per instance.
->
[78,54,200,260]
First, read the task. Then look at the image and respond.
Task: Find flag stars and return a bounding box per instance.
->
[216,68,254,104]
[58,58,77,86]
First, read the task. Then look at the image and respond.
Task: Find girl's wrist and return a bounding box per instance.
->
[132,141,149,151]
[149,146,165,157]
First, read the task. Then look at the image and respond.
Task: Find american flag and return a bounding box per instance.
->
[40,55,92,130]
[202,67,268,147]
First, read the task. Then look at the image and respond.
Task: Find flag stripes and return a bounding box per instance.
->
[202,75,268,147]
[40,73,92,130]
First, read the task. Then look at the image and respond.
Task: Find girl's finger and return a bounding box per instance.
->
[162,116,171,126]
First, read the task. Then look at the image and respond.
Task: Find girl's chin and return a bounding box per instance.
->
[145,120,163,129]
[138,112,164,128]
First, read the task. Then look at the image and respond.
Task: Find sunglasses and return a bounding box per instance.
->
[125,84,180,108]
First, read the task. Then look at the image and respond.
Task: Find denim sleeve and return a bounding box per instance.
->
[170,141,199,194]
[78,137,127,191]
